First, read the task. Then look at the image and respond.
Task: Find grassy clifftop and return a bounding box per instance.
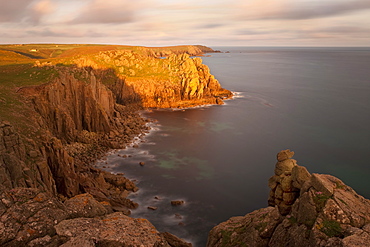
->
[0,44,230,133]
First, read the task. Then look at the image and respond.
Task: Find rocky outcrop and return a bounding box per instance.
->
[0,188,191,247]
[268,149,304,215]
[151,45,206,57]
[126,53,231,108]
[70,50,232,108]
[193,45,221,53]
[207,150,370,247]
[55,212,192,247]
[23,67,146,146]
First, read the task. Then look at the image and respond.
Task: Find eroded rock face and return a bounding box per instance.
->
[24,67,145,146]
[72,51,232,108]
[0,121,56,194]
[207,150,370,247]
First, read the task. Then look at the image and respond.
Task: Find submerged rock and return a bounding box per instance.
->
[207,150,370,247]
[171,200,185,206]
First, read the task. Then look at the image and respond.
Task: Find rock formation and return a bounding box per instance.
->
[68,50,232,108]
[207,150,370,247]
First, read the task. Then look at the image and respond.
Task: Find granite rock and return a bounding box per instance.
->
[207,150,370,247]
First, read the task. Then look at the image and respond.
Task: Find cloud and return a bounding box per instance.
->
[70,0,147,24]
[0,0,54,24]
[0,0,33,22]
[316,26,370,35]
[28,0,54,24]
[235,29,275,36]
[26,27,107,38]
[238,0,370,20]
[198,23,225,29]
[234,24,370,45]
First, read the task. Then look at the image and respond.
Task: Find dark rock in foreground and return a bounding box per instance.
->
[0,188,192,247]
[207,149,370,247]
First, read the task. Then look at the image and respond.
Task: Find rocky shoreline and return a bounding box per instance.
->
[0,45,232,246]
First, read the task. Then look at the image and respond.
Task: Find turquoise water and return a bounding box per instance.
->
[101,47,370,246]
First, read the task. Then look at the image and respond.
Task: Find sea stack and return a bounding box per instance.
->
[268,149,311,215]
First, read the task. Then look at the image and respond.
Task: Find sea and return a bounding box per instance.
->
[97,47,370,246]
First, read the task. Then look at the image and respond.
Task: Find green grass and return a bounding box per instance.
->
[221,230,233,247]
[320,220,343,238]
[0,62,58,137]
[287,216,298,224]
[313,192,333,210]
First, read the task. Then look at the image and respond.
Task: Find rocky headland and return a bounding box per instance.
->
[207,150,370,247]
[0,44,231,246]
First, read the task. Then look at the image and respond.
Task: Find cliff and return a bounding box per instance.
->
[207,150,370,247]
[0,44,228,246]
[66,50,232,108]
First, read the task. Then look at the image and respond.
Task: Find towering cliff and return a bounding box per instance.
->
[68,50,232,108]
[0,44,227,246]
[1,44,231,198]
[207,150,370,247]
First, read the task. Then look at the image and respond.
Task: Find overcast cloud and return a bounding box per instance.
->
[0,0,53,24]
[70,0,146,24]
[237,0,370,20]
[0,0,369,46]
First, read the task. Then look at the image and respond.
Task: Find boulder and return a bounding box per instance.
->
[64,193,109,218]
[291,165,311,189]
[277,149,295,162]
[55,212,192,246]
[275,159,297,176]
[160,232,193,247]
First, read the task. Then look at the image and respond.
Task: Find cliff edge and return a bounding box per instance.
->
[207,150,370,247]
[0,44,228,246]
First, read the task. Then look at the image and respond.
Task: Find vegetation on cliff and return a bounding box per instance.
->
[0,44,229,246]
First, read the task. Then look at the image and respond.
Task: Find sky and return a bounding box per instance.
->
[1,0,370,46]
